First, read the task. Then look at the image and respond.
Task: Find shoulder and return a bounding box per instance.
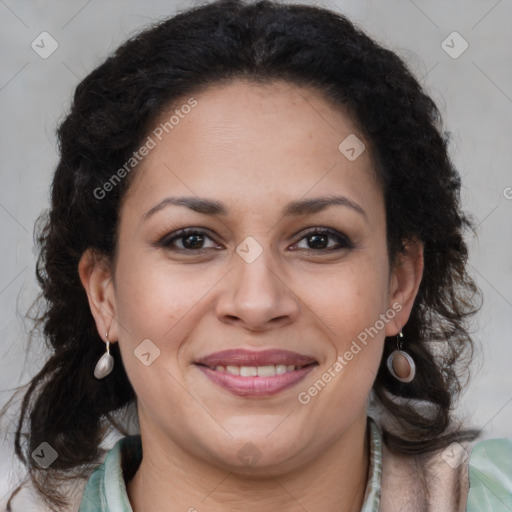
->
[0,437,129,512]
[381,435,512,512]
[1,478,87,512]
[78,434,141,512]
[381,437,469,512]
[465,437,512,511]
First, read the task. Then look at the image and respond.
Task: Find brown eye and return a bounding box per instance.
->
[294,228,354,252]
[159,229,219,251]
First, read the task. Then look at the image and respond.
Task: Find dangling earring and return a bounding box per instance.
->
[386,329,416,383]
[94,328,114,379]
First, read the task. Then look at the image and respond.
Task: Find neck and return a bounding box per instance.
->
[127,414,370,512]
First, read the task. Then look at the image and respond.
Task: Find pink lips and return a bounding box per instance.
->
[196,349,316,368]
[195,349,317,397]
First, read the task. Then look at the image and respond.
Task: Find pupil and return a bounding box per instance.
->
[184,234,204,249]
[309,234,327,249]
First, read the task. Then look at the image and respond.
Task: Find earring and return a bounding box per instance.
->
[94,328,114,379]
[386,329,416,383]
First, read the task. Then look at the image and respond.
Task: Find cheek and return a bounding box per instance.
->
[112,253,230,391]
[114,254,199,337]
[301,246,390,403]
[112,265,200,421]
[111,256,189,384]
[310,250,390,345]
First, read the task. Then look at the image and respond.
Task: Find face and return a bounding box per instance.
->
[82,79,421,474]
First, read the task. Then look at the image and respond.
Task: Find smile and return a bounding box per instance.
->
[195,349,318,397]
[205,364,308,376]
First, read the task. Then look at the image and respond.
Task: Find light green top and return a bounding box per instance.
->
[78,417,511,511]
[465,437,512,511]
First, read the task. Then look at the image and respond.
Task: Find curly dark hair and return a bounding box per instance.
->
[3,0,482,509]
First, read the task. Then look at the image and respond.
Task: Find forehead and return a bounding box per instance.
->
[122,79,382,221]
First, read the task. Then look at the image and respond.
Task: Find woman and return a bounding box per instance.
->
[3,0,511,510]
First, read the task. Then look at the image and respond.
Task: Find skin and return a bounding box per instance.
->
[79,79,424,512]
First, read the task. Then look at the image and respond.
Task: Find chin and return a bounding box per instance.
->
[201,431,309,475]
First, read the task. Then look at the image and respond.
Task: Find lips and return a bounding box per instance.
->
[195,349,318,397]
[195,349,316,368]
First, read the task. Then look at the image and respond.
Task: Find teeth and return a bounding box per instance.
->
[226,365,240,375]
[257,365,276,377]
[276,364,287,375]
[240,366,258,377]
[211,364,302,376]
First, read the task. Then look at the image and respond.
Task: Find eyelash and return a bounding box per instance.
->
[157,227,355,254]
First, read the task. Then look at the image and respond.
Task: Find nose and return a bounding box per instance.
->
[215,241,300,332]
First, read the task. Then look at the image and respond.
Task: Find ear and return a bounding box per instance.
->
[78,248,119,343]
[385,238,424,337]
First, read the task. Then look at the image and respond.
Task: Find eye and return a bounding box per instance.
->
[157,226,354,254]
[293,228,354,252]
[158,228,220,252]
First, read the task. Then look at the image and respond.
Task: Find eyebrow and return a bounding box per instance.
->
[142,195,368,222]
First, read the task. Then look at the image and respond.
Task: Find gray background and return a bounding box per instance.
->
[1,0,511,507]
